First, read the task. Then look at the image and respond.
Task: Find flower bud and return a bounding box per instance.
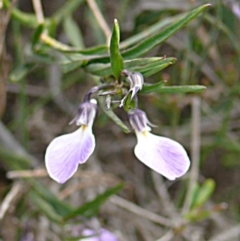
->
[126,72,144,99]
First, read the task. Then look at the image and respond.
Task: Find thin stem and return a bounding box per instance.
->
[182,97,201,213]
[155,230,174,241]
[110,196,173,227]
[84,84,114,102]
[32,0,44,24]
[0,182,22,219]
[40,34,71,51]
[134,93,139,109]
[152,172,178,220]
[86,0,111,45]
[7,169,47,179]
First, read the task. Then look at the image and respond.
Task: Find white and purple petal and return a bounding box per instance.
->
[45,126,95,184]
[127,72,144,99]
[134,131,190,180]
[81,229,119,241]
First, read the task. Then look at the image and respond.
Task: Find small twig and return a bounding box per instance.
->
[151,172,179,220]
[32,0,44,24]
[40,34,71,51]
[0,0,18,55]
[7,83,47,97]
[0,182,22,220]
[208,224,240,241]
[155,230,174,241]
[7,169,47,179]
[86,0,111,44]
[59,175,120,200]
[182,97,201,213]
[110,196,173,227]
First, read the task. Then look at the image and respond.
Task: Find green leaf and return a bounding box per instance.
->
[141,81,166,94]
[0,146,31,169]
[99,97,130,133]
[32,181,72,216]
[141,85,206,94]
[123,93,136,112]
[120,13,185,50]
[32,24,45,49]
[52,0,85,24]
[110,19,124,79]
[29,191,63,223]
[10,9,38,28]
[189,183,201,209]
[9,63,36,82]
[121,4,211,59]
[194,179,216,208]
[85,57,175,77]
[62,61,84,73]
[63,15,84,48]
[136,58,176,77]
[184,208,212,222]
[61,54,86,73]
[60,45,108,54]
[63,184,124,220]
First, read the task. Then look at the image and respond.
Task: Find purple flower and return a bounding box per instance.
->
[126,72,144,99]
[45,100,97,183]
[129,109,190,180]
[120,71,144,107]
[81,229,119,241]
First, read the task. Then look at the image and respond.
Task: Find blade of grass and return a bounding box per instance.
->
[121,4,211,59]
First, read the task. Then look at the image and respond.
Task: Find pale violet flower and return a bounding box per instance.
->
[128,109,190,180]
[126,72,144,99]
[80,229,119,241]
[120,71,144,107]
[45,99,97,184]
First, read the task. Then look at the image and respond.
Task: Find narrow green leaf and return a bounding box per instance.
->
[184,208,212,222]
[99,97,130,133]
[110,19,124,78]
[63,184,124,220]
[135,58,176,77]
[121,4,211,59]
[120,13,185,49]
[29,191,63,222]
[85,57,175,77]
[194,179,216,208]
[9,64,35,82]
[32,24,45,48]
[0,146,31,169]
[32,181,72,216]
[123,93,136,112]
[52,0,85,24]
[62,61,84,73]
[11,10,38,28]
[141,81,166,94]
[63,15,84,48]
[60,45,108,54]
[189,182,201,209]
[142,85,206,94]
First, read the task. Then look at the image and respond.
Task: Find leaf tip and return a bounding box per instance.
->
[201,3,212,11]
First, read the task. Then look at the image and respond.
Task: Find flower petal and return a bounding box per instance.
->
[45,126,95,183]
[81,229,118,241]
[134,132,190,180]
